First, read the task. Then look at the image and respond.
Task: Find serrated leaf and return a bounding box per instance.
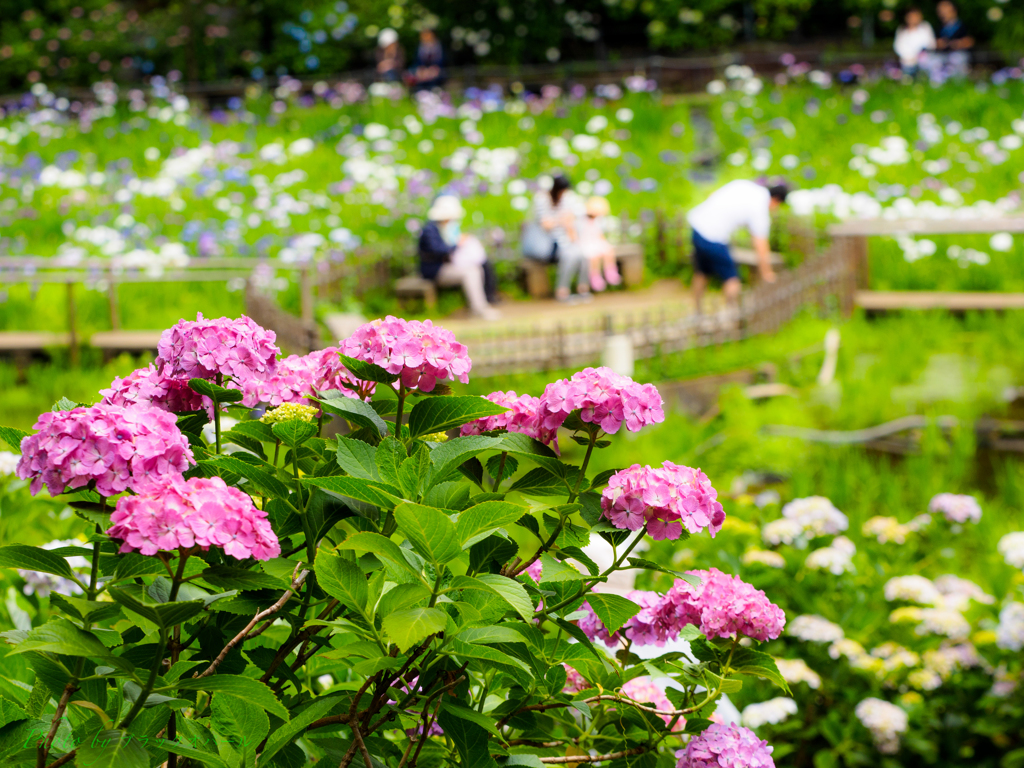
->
[211,693,268,764]
[338,354,400,384]
[729,647,791,693]
[627,558,699,586]
[469,536,518,575]
[436,710,500,768]
[188,378,244,403]
[408,396,509,438]
[0,545,79,582]
[394,503,461,565]
[154,736,232,768]
[317,392,388,436]
[271,420,318,449]
[451,574,534,622]
[258,696,343,765]
[539,554,586,583]
[426,435,505,489]
[8,618,114,660]
[585,593,641,634]
[0,426,28,452]
[76,729,149,768]
[439,701,504,738]
[457,627,529,646]
[201,566,287,592]
[447,639,533,686]
[302,476,402,510]
[176,675,288,720]
[108,588,205,629]
[375,437,407,488]
[52,396,79,411]
[558,546,600,576]
[485,454,518,484]
[456,501,527,549]
[200,455,291,500]
[398,447,431,500]
[316,550,368,613]
[382,607,447,652]
[334,437,379,480]
[337,532,424,583]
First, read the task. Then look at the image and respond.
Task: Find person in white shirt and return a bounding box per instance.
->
[686,180,787,314]
[894,7,936,76]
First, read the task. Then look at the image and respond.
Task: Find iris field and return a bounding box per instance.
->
[2,63,1024,766]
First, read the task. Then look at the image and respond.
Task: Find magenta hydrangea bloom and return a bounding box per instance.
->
[523,558,544,584]
[253,347,370,407]
[666,568,786,642]
[460,390,551,442]
[108,475,280,560]
[621,677,681,728]
[676,723,775,768]
[563,664,589,694]
[155,313,279,392]
[16,404,194,497]
[601,462,725,540]
[100,364,206,413]
[928,493,982,524]
[339,316,471,392]
[537,367,664,440]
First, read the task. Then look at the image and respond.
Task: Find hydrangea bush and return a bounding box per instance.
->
[0,314,789,768]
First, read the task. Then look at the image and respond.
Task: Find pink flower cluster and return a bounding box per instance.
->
[537,367,664,437]
[676,723,775,768]
[253,347,370,407]
[108,475,280,560]
[155,313,279,393]
[563,664,589,694]
[601,462,725,541]
[928,493,982,524]
[339,316,471,392]
[579,570,785,646]
[100,364,206,413]
[666,568,786,642]
[460,390,550,442]
[621,677,681,728]
[16,404,194,497]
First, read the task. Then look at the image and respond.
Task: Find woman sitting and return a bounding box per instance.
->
[418,195,500,320]
[524,174,590,302]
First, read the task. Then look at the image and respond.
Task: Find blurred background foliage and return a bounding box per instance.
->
[0,0,1020,91]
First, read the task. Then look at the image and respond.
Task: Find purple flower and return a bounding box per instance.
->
[100,364,205,413]
[676,723,775,768]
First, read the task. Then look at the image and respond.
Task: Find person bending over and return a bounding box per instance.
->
[418,195,500,320]
[687,180,787,315]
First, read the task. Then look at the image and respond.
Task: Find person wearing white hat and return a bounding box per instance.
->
[375,28,404,82]
[418,195,500,320]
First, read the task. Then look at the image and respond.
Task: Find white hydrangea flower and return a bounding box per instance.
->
[775,658,821,689]
[855,698,908,754]
[884,575,941,605]
[788,615,844,643]
[741,697,797,728]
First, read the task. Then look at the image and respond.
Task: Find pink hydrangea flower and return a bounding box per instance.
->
[621,677,683,729]
[563,664,589,694]
[676,723,775,768]
[928,493,982,524]
[155,313,279,396]
[253,347,371,407]
[339,316,471,392]
[666,568,786,642]
[536,367,664,441]
[16,404,194,497]
[460,390,551,442]
[100,364,206,413]
[601,462,725,540]
[578,589,687,648]
[523,558,544,584]
[108,475,280,560]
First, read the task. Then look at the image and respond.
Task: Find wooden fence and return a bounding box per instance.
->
[454,243,855,377]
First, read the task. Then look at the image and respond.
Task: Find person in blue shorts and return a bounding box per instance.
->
[687,180,788,315]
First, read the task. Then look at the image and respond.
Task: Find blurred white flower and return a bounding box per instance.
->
[990,232,1014,252]
[742,697,797,728]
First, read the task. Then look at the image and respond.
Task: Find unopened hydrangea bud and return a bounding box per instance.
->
[421,431,449,443]
[261,403,318,424]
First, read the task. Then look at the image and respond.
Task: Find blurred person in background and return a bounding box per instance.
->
[523,174,590,303]
[375,28,405,82]
[687,180,787,316]
[418,195,500,320]
[578,196,621,292]
[894,7,935,77]
[924,0,973,80]
[408,28,446,91]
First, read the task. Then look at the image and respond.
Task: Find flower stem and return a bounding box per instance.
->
[492,451,508,492]
[393,383,407,440]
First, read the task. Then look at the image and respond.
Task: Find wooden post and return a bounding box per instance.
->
[107,269,121,330]
[300,267,314,324]
[656,209,667,265]
[66,282,78,366]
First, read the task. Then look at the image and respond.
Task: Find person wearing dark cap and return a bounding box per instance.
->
[686,180,788,315]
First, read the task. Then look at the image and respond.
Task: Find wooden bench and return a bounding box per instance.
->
[855,290,1024,312]
[395,275,437,311]
[89,330,163,361]
[520,243,645,299]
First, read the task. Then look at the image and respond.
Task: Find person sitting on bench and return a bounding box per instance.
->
[687,180,787,315]
[418,195,500,320]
